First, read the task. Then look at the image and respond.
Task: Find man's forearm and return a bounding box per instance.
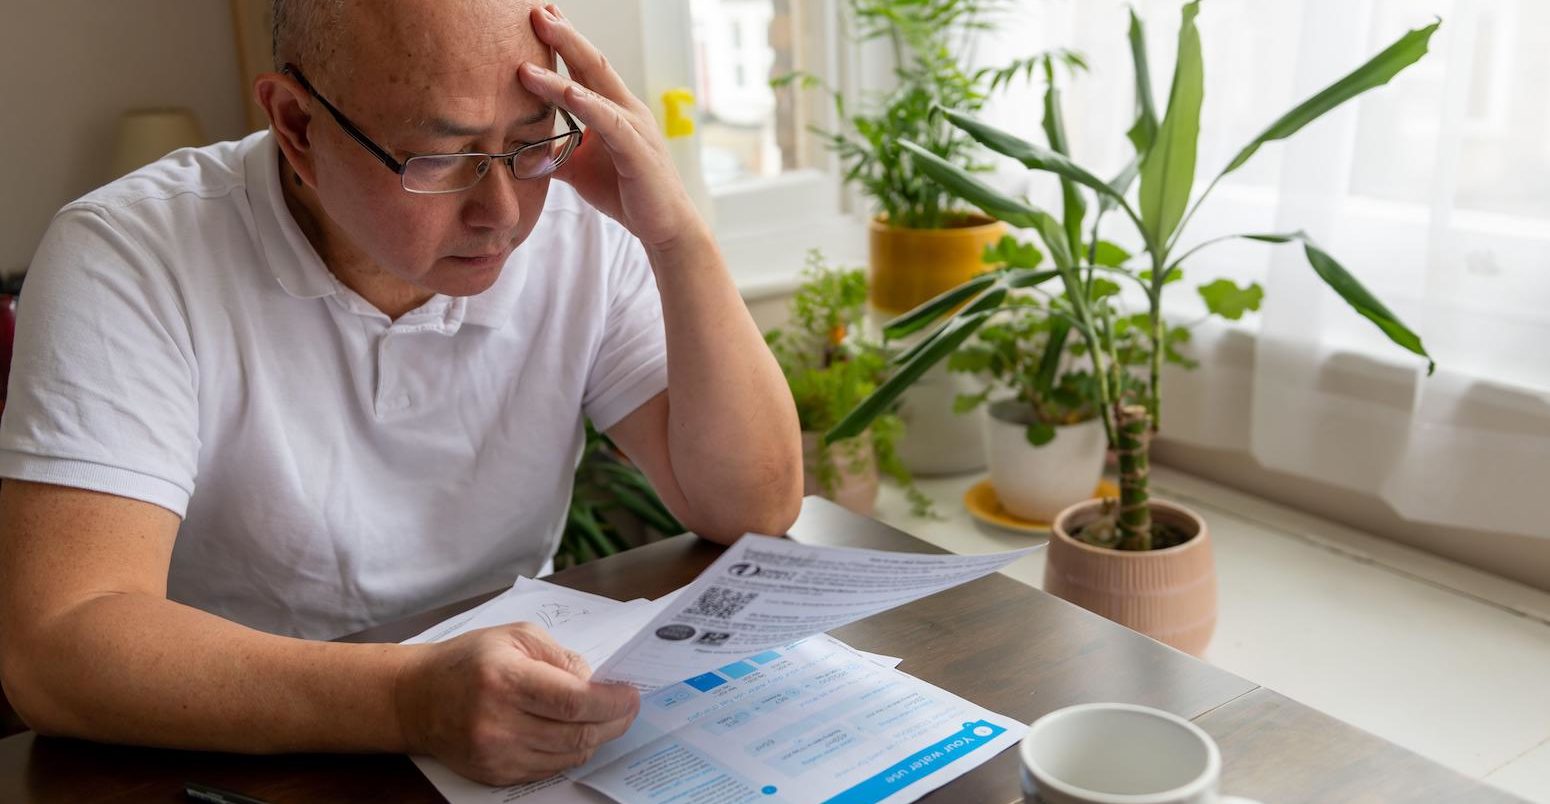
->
[5,592,419,753]
[645,227,803,540]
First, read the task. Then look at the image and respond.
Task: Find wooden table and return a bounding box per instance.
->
[0,498,1518,803]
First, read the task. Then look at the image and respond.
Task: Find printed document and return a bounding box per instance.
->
[592,535,1035,690]
[406,536,1037,803]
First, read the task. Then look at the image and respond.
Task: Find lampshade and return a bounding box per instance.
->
[109,108,206,179]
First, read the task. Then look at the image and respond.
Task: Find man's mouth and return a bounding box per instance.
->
[448,245,512,268]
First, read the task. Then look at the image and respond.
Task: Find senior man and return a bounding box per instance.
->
[0,0,802,785]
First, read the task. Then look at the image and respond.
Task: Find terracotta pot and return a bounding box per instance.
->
[1044,498,1217,656]
[868,214,1005,316]
[801,432,880,516]
[983,400,1106,522]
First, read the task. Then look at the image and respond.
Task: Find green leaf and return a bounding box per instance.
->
[1140,267,1184,285]
[1240,232,1434,374]
[1041,74,1088,251]
[895,285,1008,367]
[937,108,1130,214]
[1100,156,1142,217]
[898,139,1046,229]
[1197,279,1264,320]
[1033,318,1071,395]
[1221,21,1440,176]
[982,235,1045,270]
[1126,8,1159,155]
[1005,268,1062,290]
[827,310,998,443]
[1093,241,1131,268]
[953,391,989,414]
[1089,278,1123,302]
[884,273,999,339]
[1138,1,1204,248]
[1025,421,1057,447]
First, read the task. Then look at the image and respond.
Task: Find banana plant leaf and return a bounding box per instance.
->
[934,108,1131,216]
[1220,21,1440,177]
[1126,7,1159,154]
[826,309,998,444]
[1138,0,1204,248]
[1240,232,1434,374]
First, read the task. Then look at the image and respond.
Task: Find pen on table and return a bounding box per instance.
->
[184,781,271,804]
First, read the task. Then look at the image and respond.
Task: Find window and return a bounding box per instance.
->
[688,0,837,190]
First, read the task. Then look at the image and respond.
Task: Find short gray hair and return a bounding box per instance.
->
[271,0,345,70]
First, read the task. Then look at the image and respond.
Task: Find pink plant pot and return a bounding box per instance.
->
[1045,498,1217,656]
[801,431,880,517]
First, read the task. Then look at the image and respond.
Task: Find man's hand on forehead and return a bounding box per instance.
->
[516,3,706,250]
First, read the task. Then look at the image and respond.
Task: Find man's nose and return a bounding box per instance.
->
[461,160,524,232]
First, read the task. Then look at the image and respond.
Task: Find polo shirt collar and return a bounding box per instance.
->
[244,131,339,300]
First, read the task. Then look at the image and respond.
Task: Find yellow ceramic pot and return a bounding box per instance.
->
[868,214,1005,316]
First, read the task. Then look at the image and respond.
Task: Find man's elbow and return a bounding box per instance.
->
[0,646,69,737]
[687,470,802,544]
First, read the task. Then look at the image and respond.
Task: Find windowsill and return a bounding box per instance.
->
[866,465,1550,802]
[721,214,867,301]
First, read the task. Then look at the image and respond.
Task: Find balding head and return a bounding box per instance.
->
[271,0,345,71]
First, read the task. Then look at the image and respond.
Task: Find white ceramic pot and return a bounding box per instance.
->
[892,361,988,476]
[983,399,1106,522]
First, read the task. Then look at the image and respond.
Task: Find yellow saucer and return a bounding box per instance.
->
[963,478,1120,534]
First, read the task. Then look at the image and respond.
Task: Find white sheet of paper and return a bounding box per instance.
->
[591,536,1036,691]
[566,635,1026,804]
[405,531,1036,804]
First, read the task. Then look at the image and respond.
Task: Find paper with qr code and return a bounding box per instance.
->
[591,535,1036,691]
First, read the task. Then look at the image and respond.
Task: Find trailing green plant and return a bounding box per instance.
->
[559,423,684,570]
[774,0,1083,229]
[766,251,931,515]
[828,3,1439,550]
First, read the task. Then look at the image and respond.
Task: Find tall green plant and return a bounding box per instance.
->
[774,0,1083,229]
[828,3,1439,550]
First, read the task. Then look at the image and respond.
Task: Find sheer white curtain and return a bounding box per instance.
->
[972,0,1550,538]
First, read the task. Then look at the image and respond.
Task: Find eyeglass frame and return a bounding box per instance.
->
[282,64,582,194]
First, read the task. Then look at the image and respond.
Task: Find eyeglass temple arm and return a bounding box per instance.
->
[281,64,407,174]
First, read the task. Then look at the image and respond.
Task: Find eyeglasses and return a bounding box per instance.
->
[283,64,582,195]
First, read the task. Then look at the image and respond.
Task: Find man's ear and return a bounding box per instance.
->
[255,72,319,189]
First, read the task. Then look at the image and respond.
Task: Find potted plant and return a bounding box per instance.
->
[766,252,930,517]
[776,0,1082,474]
[827,3,1439,654]
[559,424,684,570]
[946,243,1107,523]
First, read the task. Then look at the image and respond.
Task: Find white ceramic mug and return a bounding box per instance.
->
[1020,703,1262,804]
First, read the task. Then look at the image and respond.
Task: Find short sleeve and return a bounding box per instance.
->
[0,204,200,516]
[581,231,668,432]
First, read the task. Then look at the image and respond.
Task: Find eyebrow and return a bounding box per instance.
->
[423,103,557,138]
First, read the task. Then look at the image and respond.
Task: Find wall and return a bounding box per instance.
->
[0,1,247,277]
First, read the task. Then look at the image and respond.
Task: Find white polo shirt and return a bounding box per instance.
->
[0,131,669,639]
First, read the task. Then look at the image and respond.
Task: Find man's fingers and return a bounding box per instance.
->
[499,622,588,676]
[523,709,636,754]
[530,4,641,112]
[518,64,650,176]
[516,659,641,723]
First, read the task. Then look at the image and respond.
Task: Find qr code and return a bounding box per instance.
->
[684,586,758,620]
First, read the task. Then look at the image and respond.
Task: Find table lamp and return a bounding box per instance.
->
[108,108,206,179]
